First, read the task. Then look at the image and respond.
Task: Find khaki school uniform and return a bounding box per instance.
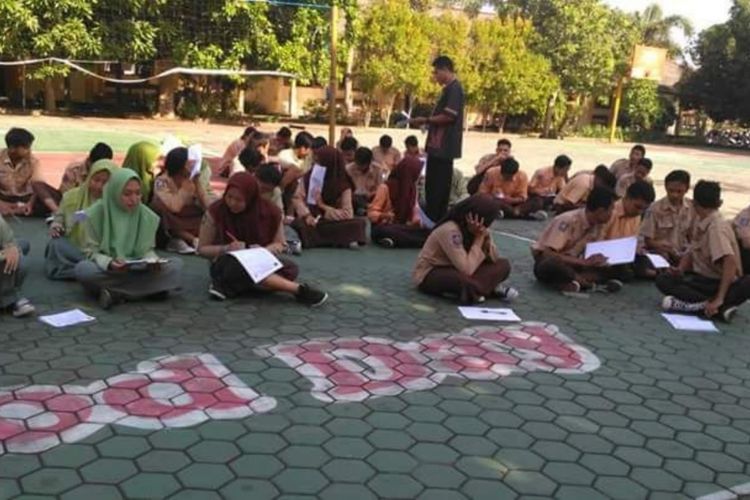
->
[615,173,653,198]
[151,174,205,239]
[220,138,245,175]
[59,159,88,193]
[474,153,501,174]
[641,197,694,254]
[691,212,743,279]
[0,149,39,201]
[554,173,593,206]
[529,166,566,197]
[532,208,606,259]
[479,167,529,201]
[609,158,633,179]
[603,200,641,240]
[733,206,750,249]
[346,162,383,199]
[372,146,402,172]
[278,148,313,173]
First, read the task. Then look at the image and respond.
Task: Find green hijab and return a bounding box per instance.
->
[122,141,159,202]
[60,159,118,248]
[85,168,159,259]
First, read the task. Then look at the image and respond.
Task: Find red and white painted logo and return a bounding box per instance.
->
[0,354,275,455]
[256,322,600,403]
[0,322,599,454]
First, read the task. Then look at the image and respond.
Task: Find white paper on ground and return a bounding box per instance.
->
[229,247,283,283]
[646,252,670,269]
[661,313,719,332]
[584,236,638,265]
[124,258,170,266]
[40,309,96,328]
[306,164,327,206]
[459,307,521,322]
[188,143,203,178]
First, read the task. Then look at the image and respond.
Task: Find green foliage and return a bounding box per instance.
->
[469,17,558,117]
[622,79,662,131]
[633,3,693,59]
[682,0,750,125]
[426,14,476,102]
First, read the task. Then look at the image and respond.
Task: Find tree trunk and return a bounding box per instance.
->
[498,113,507,133]
[343,47,354,117]
[383,95,395,129]
[44,79,56,112]
[541,90,559,138]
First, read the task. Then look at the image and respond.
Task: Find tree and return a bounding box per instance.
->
[470,17,558,130]
[681,0,750,126]
[355,0,432,126]
[500,0,638,136]
[426,14,477,107]
[622,79,662,131]
[634,3,693,58]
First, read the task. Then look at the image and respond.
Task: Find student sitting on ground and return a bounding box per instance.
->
[219,126,256,176]
[269,126,293,156]
[603,180,656,240]
[0,214,34,317]
[657,181,750,322]
[610,144,646,180]
[527,155,571,215]
[255,163,303,255]
[339,136,358,165]
[733,203,750,274]
[467,138,512,195]
[413,194,517,305]
[346,147,383,216]
[532,187,624,294]
[291,146,367,249]
[479,158,548,220]
[0,128,61,217]
[122,141,160,204]
[46,160,116,280]
[616,157,653,198]
[197,172,327,306]
[278,132,315,214]
[403,135,424,160]
[638,170,695,277]
[417,167,467,217]
[369,156,430,249]
[151,147,212,255]
[74,168,183,310]
[336,127,354,149]
[553,165,617,214]
[59,142,114,194]
[372,135,402,173]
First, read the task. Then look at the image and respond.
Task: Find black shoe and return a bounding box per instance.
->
[296,284,328,307]
[98,289,118,310]
[378,238,395,248]
[208,283,227,301]
[718,305,738,323]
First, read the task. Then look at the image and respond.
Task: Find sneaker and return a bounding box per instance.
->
[296,284,328,307]
[605,279,624,293]
[477,295,486,304]
[44,216,55,225]
[208,283,227,301]
[348,242,360,250]
[286,240,302,256]
[661,295,706,313]
[530,210,549,221]
[719,305,738,323]
[495,285,519,301]
[166,238,196,255]
[561,281,582,294]
[497,210,505,220]
[99,289,115,310]
[378,238,395,248]
[11,298,35,318]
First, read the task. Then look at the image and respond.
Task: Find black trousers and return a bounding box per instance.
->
[655,272,750,307]
[533,255,632,289]
[210,254,299,298]
[740,246,750,276]
[425,155,454,222]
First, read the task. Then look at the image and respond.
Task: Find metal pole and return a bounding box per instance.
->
[328,1,337,145]
[609,76,624,143]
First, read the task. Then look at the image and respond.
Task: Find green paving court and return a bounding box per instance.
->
[2,214,750,500]
[2,118,750,499]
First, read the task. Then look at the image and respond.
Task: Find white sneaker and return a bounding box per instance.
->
[661,295,706,313]
[12,298,35,318]
[530,210,549,221]
[495,285,519,301]
[166,238,196,255]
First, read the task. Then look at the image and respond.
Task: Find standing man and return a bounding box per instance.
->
[410,56,465,222]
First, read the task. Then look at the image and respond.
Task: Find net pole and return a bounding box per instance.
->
[328,1,337,144]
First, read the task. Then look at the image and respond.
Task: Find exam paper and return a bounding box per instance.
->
[646,253,670,269]
[306,164,327,206]
[124,258,170,266]
[459,307,521,322]
[584,236,638,265]
[188,144,203,178]
[662,313,719,333]
[230,247,283,283]
[40,309,96,328]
